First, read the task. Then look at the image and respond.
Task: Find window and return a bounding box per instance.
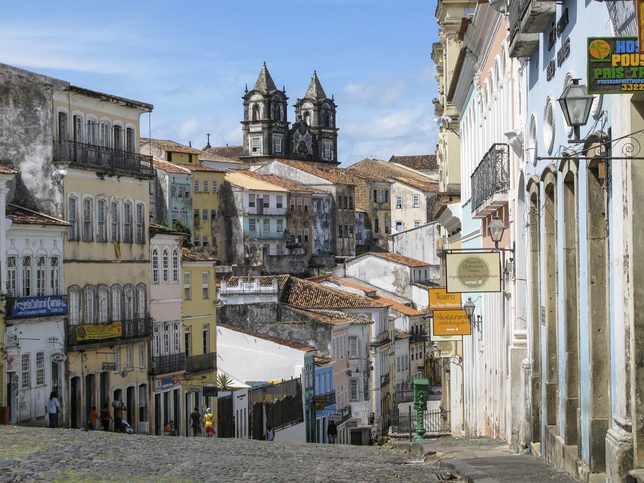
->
[395,196,402,209]
[171,209,179,223]
[262,218,270,233]
[180,211,187,226]
[210,209,217,220]
[139,344,146,368]
[395,221,403,232]
[97,199,107,242]
[158,248,167,283]
[350,379,358,401]
[213,180,219,192]
[124,286,135,321]
[184,326,192,357]
[194,180,200,192]
[36,352,45,386]
[69,287,80,324]
[123,202,133,243]
[322,140,332,160]
[249,218,257,232]
[263,196,270,208]
[172,248,179,283]
[203,180,209,193]
[412,194,420,208]
[152,249,159,284]
[111,285,121,322]
[83,286,95,323]
[82,198,93,242]
[202,210,208,220]
[113,125,122,150]
[338,224,342,238]
[276,195,283,209]
[50,256,59,294]
[58,111,68,141]
[194,209,200,219]
[163,326,170,354]
[304,228,309,242]
[248,194,256,208]
[99,121,111,147]
[273,135,283,154]
[374,219,380,234]
[183,272,191,300]
[87,119,97,145]
[137,286,146,319]
[250,136,262,155]
[349,197,354,209]
[36,256,46,296]
[193,236,200,247]
[202,271,209,299]
[276,219,284,233]
[68,196,79,240]
[21,354,30,389]
[98,285,109,323]
[173,322,181,353]
[6,256,16,296]
[153,326,161,356]
[21,256,31,296]
[203,323,210,353]
[297,198,302,211]
[135,203,145,243]
[126,127,135,152]
[202,236,209,247]
[111,200,120,242]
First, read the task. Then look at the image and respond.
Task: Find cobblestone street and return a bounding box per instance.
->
[0,426,457,482]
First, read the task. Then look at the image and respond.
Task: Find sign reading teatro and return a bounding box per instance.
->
[10,295,68,318]
[587,37,644,93]
[445,252,501,293]
[429,288,462,309]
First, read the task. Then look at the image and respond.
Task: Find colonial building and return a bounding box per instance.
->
[241,64,339,167]
[150,158,193,232]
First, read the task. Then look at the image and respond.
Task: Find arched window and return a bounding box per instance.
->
[123,201,133,243]
[98,285,109,323]
[110,199,120,242]
[21,256,32,296]
[50,255,60,295]
[252,104,260,121]
[82,285,96,324]
[68,286,81,325]
[172,248,179,283]
[136,284,147,319]
[124,285,135,321]
[304,111,310,125]
[152,248,159,284]
[323,111,331,127]
[111,285,122,322]
[99,121,111,148]
[274,103,282,121]
[162,248,169,283]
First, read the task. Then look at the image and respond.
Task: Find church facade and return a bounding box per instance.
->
[241,63,339,167]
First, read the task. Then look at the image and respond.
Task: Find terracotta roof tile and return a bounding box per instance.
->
[275,159,356,185]
[280,276,386,309]
[284,306,373,325]
[357,251,430,268]
[6,204,68,227]
[394,329,410,340]
[143,138,202,155]
[372,295,423,316]
[225,171,288,192]
[347,158,438,192]
[202,145,244,159]
[219,323,316,352]
[150,223,187,237]
[186,164,226,173]
[241,171,327,194]
[224,275,280,287]
[181,247,217,262]
[153,158,192,174]
[389,155,438,171]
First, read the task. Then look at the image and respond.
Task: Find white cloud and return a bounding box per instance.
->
[339,79,405,106]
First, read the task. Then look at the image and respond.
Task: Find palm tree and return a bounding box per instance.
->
[216,373,233,391]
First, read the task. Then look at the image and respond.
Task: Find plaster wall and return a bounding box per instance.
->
[388,222,441,265]
[345,256,417,299]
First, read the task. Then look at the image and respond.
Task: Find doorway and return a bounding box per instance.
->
[70,377,81,429]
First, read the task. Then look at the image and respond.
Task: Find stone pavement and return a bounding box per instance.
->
[0,425,460,482]
[422,437,579,482]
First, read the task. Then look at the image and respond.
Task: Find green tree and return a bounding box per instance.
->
[171,220,194,249]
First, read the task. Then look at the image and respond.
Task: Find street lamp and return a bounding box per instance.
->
[557,78,595,143]
[488,218,505,249]
[463,297,475,323]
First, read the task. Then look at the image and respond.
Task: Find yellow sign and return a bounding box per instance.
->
[433,309,471,336]
[429,288,462,309]
[76,322,122,341]
[446,252,501,293]
[434,341,456,358]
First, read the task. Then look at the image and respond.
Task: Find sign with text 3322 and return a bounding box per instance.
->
[588,37,644,94]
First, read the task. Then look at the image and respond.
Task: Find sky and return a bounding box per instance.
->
[0,0,439,166]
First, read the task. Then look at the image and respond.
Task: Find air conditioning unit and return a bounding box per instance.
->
[138,421,150,434]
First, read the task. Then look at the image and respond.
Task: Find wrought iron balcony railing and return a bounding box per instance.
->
[470,143,510,218]
[53,140,155,178]
[150,353,186,375]
[186,352,217,373]
[66,317,152,348]
[313,392,336,409]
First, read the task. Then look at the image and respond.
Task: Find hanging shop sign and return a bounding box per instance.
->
[434,341,457,358]
[428,288,462,309]
[587,37,644,94]
[102,362,117,371]
[76,322,122,341]
[433,309,472,336]
[429,320,461,341]
[203,385,219,397]
[51,352,66,363]
[445,252,501,293]
[10,295,68,318]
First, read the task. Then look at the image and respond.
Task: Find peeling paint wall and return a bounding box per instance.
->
[387,222,441,266]
[345,256,419,299]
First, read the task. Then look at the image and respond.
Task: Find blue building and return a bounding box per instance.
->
[314,359,336,443]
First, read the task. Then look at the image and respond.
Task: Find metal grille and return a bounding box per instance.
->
[470,143,510,214]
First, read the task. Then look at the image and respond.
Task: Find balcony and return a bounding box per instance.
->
[380,373,390,388]
[509,0,556,58]
[186,352,217,373]
[246,230,287,241]
[150,353,186,376]
[313,392,336,410]
[53,140,155,178]
[471,143,510,219]
[66,317,152,349]
[410,333,428,344]
[4,295,67,321]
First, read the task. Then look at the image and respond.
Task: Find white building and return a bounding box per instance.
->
[3,205,68,425]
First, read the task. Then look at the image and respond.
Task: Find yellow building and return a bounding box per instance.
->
[181,248,218,425]
[53,84,154,432]
[140,139,226,256]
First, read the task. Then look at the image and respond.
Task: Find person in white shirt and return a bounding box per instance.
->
[46,391,60,428]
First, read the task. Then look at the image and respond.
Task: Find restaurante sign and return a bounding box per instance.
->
[446,252,501,293]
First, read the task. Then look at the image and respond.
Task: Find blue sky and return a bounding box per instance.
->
[1,0,439,166]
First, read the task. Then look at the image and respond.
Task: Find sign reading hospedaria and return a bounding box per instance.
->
[588,37,644,94]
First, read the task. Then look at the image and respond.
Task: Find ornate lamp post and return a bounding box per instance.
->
[557,78,595,143]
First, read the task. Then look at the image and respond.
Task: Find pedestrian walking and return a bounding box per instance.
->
[203,408,215,438]
[112,398,126,432]
[327,420,337,444]
[265,425,275,441]
[190,407,202,437]
[46,391,60,428]
[100,404,112,431]
[87,406,98,430]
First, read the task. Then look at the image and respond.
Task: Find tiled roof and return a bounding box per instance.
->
[181,247,217,262]
[0,163,18,175]
[356,251,430,268]
[219,323,315,352]
[372,295,423,316]
[143,138,202,155]
[394,176,438,193]
[305,273,334,283]
[304,71,327,100]
[280,276,386,309]
[394,329,410,340]
[241,170,326,194]
[153,158,192,175]
[6,204,68,227]
[199,151,244,164]
[347,158,438,193]
[253,63,278,93]
[224,275,280,287]
[330,278,377,295]
[389,155,438,171]
[276,159,356,186]
[186,164,226,173]
[284,306,373,325]
[226,171,288,192]
[150,223,187,237]
[202,145,244,159]
[68,85,153,111]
